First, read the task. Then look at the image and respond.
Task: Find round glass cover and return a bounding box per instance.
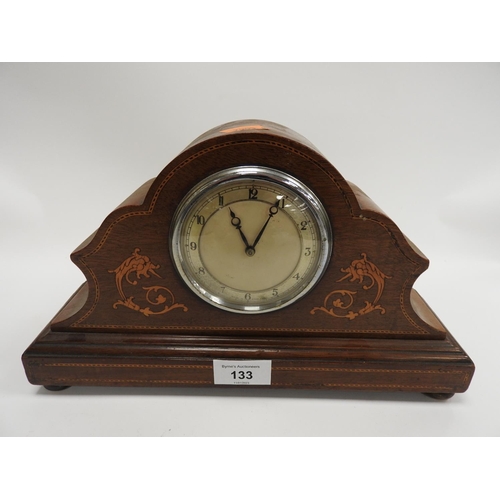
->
[170,166,332,313]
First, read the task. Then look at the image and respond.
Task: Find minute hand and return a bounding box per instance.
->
[252,200,280,249]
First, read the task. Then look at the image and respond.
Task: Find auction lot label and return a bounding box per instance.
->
[213,360,272,385]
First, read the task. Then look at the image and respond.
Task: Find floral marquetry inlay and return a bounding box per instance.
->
[108,248,187,317]
[311,253,391,320]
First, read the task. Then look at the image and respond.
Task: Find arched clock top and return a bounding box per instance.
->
[50,119,440,340]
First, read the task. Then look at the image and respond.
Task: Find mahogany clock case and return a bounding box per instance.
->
[22,119,475,398]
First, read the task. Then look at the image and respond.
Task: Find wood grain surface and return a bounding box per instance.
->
[22,119,475,397]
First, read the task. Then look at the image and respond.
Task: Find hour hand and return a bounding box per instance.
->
[229,207,252,252]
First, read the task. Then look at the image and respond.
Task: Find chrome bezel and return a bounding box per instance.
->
[170,166,332,314]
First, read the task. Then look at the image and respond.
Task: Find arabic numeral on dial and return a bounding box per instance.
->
[196,215,205,225]
[218,194,224,206]
[248,188,258,199]
[245,293,251,300]
[272,288,279,296]
[304,247,311,256]
[300,221,309,231]
[198,267,206,275]
[190,242,197,250]
[293,273,300,280]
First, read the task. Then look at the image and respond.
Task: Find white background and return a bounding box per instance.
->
[1,63,499,438]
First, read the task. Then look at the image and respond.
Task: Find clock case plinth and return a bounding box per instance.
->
[22,120,474,398]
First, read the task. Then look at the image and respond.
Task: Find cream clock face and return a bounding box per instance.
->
[170,167,332,313]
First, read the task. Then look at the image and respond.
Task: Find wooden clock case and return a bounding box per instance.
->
[22,119,474,399]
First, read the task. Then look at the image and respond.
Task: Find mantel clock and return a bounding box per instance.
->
[22,120,474,399]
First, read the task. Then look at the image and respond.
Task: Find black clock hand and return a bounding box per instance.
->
[252,200,280,249]
[229,207,252,252]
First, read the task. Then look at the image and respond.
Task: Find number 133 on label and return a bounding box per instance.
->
[213,360,272,385]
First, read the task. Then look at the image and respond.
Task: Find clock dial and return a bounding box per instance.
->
[170,167,332,313]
